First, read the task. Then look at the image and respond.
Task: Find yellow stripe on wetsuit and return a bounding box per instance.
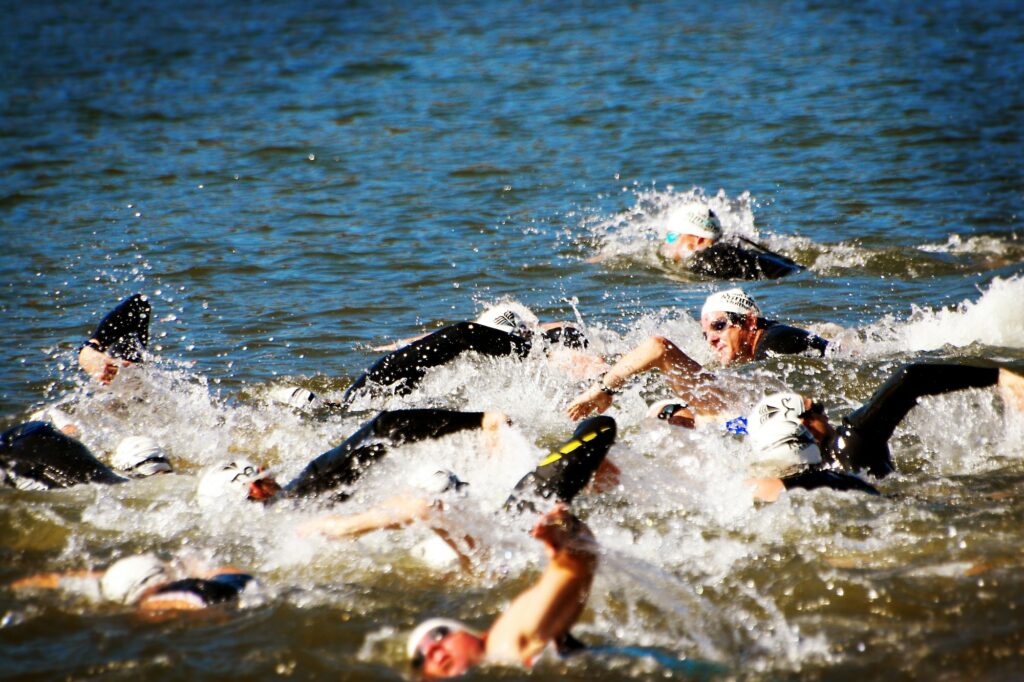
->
[536,425,612,468]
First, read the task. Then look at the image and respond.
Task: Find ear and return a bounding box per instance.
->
[744,312,759,329]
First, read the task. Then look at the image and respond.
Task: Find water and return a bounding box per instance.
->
[2,0,1023,679]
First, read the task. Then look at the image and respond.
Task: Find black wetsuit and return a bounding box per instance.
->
[0,421,126,489]
[688,242,803,281]
[505,416,617,513]
[340,322,586,407]
[284,409,489,498]
[150,573,254,606]
[283,409,616,510]
[754,321,828,359]
[781,467,880,496]
[83,294,151,361]
[822,363,1002,478]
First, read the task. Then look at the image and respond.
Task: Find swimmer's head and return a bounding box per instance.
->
[112,436,172,478]
[663,202,722,241]
[196,458,281,506]
[415,469,469,496]
[700,288,762,366]
[100,553,170,604]
[748,394,822,471]
[751,392,806,427]
[268,386,324,411]
[701,287,761,319]
[474,302,538,335]
[408,617,485,678]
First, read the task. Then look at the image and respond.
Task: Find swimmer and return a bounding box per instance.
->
[567,287,827,418]
[744,397,880,502]
[750,362,1024,480]
[11,553,254,612]
[196,409,517,505]
[406,504,597,678]
[77,294,151,384]
[659,202,803,280]
[0,421,171,490]
[340,303,601,408]
[298,416,617,545]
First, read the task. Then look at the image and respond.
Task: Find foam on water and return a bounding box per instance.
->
[6,284,1024,676]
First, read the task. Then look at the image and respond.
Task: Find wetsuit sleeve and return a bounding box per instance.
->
[341,322,532,406]
[780,468,880,495]
[687,243,802,281]
[845,363,1000,441]
[149,573,254,606]
[284,409,485,498]
[84,294,151,362]
[0,422,126,489]
[754,323,828,360]
[688,243,764,280]
[505,416,616,513]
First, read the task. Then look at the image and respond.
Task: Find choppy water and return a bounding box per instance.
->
[2,0,1023,679]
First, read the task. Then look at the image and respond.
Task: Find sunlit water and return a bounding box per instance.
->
[2,1,1023,680]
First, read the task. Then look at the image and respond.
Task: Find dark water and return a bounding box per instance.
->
[2,1,1024,679]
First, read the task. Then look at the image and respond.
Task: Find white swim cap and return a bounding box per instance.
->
[750,392,806,428]
[407,618,482,659]
[112,436,172,477]
[748,393,822,471]
[701,287,761,318]
[474,302,538,334]
[415,469,469,496]
[100,553,170,604]
[268,386,324,411]
[196,458,267,506]
[664,202,722,240]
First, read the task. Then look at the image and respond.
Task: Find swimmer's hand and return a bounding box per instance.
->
[531,504,596,563]
[481,411,512,432]
[998,368,1024,413]
[565,385,613,421]
[78,343,129,384]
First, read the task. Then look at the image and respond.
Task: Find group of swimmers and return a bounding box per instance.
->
[5,201,1024,677]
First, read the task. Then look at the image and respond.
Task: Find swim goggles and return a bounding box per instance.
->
[657,403,687,420]
[665,232,680,244]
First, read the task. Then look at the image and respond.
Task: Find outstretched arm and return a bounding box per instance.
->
[11,569,104,590]
[298,496,432,540]
[566,335,724,420]
[77,294,152,384]
[485,505,598,666]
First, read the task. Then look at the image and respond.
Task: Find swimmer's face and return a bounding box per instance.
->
[701,312,753,365]
[417,628,485,679]
[248,475,281,502]
[661,232,712,262]
[799,397,831,445]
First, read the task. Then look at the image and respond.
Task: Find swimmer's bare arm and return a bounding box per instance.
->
[566,335,725,419]
[78,342,129,384]
[10,569,104,590]
[998,368,1024,412]
[746,477,786,503]
[370,332,430,352]
[298,496,433,540]
[485,505,597,664]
